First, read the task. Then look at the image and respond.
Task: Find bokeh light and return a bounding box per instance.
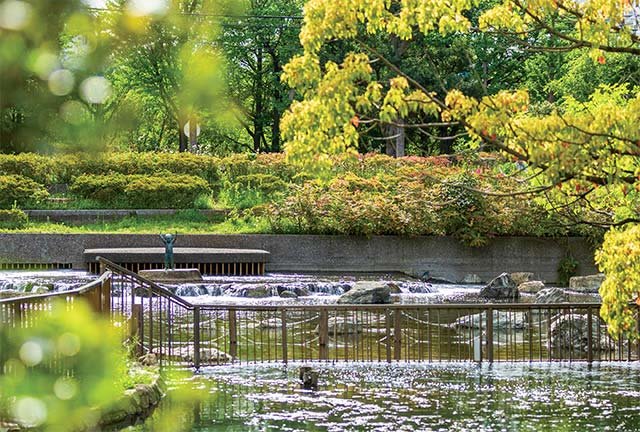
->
[80,76,112,104]
[11,397,48,427]
[126,0,169,17]
[18,340,43,367]
[0,0,32,30]
[48,69,75,96]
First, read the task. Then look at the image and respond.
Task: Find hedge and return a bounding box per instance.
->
[69,173,211,209]
[0,208,28,229]
[0,175,49,209]
[0,153,221,191]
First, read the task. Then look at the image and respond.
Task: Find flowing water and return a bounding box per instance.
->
[0,270,95,293]
[131,362,640,431]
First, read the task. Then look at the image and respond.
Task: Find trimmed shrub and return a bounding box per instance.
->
[0,208,28,229]
[124,174,211,208]
[0,175,49,209]
[0,153,54,184]
[69,173,211,208]
[69,173,130,204]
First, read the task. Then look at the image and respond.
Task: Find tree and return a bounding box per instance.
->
[104,0,227,153]
[219,0,304,153]
[280,0,640,338]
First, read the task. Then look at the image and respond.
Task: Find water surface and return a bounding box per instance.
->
[134,362,640,431]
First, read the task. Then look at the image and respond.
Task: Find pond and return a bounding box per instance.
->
[131,362,640,431]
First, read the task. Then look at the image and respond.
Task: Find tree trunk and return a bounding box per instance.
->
[189,116,198,153]
[178,118,188,152]
[253,46,264,153]
[384,122,405,158]
[269,47,282,152]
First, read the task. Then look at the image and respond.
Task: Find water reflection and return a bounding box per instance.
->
[134,362,640,431]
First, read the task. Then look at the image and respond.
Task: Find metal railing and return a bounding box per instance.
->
[2,258,639,369]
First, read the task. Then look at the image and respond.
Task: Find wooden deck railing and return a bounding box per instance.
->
[2,257,639,369]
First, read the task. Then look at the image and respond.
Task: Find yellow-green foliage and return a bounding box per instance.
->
[70,173,211,209]
[266,158,570,244]
[0,208,28,229]
[0,152,221,187]
[0,175,49,209]
[0,300,126,430]
[597,225,640,340]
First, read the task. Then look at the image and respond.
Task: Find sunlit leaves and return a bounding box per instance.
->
[0,300,126,430]
[597,225,640,340]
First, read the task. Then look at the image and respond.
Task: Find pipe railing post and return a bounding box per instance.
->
[587,306,593,363]
[394,309,402,361]
[101,277,111,315]
[229,309,238,360]
[319,308,329,360]
[385,309,392,363]
[281,310,288,364]
[486,307,494,363]
[193,306,201,369]
[130,304,143,357]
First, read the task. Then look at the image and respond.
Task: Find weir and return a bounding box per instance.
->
[83,247,270,275]
[1,257,639,369]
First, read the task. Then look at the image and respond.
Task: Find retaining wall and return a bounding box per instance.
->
[0,234,597,283]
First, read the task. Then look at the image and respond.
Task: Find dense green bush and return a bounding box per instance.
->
[70,173,211,208]
[265,170,577,243]
[219,173,288,209]
[0,175,49,209]
[0,153,221,193]
[0,208,28,229]
[0,153,54,184]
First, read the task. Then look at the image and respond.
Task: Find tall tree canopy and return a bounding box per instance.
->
[281,0,640,338]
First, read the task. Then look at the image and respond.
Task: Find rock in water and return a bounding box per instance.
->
[518,281,545,294]
[550,314,611,352]
[299,366,319,390]
[569,274,605,293]
[535,287,568,304]
[462,274,482,284]
[479,273,519,300]
[510,272,534,286]
[337,281,391,304]
[0,289,24,299]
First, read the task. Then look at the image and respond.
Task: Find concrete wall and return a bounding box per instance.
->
[0,234,597,283]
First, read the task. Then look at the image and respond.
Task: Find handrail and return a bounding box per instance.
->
[4,258,634,367]
[97,257,604,311]
[0,272,110,305]
[97,257,194,309]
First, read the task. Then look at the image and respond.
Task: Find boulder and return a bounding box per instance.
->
[387,282,402,294]
[259,317,283,329]
[462,274,482,284]
[315,316,363,335]
[510,272,534,286]
[30,285,50,294]
[177,346,232,364]
[479,273,519,300]
[337,281,391,304]
[549,314,611,352]
[276,285,310,297]
[569,274,605,293]
[231,284,274,298]
[535,287,568,304]
[0,289,25,299]
[454,310,527,330]
[279,290,298,299]
[138,353,158,366]
[518,281,545,294]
